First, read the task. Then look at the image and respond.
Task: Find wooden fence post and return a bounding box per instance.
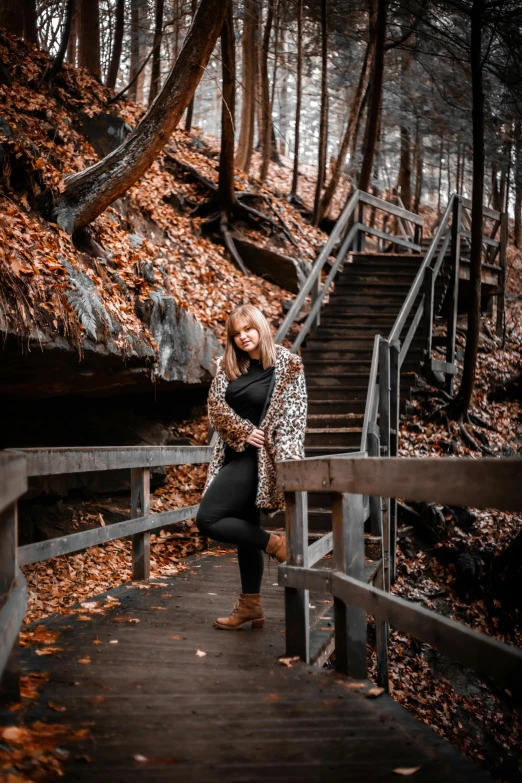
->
[389,340,400,584]
[357,202,365,252]
[284,491,309,662]
[367,430,382,537]
[131,467,150,581]
[0,502,20,703]
[446,197,461,395]
[374,560,389,691]
[378,339,391,591]
[332,492,367,679]
[310,274,321,335]
[496,211,507,338]
[423,266,434,364]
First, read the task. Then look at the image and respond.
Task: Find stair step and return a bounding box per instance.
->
[304,338,424,351]
[306,413,364,428]
[305,445,364,458]
[306,386,369,400]
[305,428,363,448]
[307,372,417,387]
[308,399,367,414]
[304,359,419,374]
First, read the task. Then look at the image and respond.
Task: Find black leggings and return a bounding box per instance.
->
[196,448,270,594]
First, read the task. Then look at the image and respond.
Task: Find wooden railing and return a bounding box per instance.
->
[275,189,424,350]
[277,455,522,693]
[0,446,211,682]
[0,453,27,686]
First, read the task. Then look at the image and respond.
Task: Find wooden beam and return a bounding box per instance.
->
[431,359,457,376]
[131,467,150,581]
[332,493,367,679]
[459,229,500,248]
[358,191,424,226]
[277,457,522,511]
[358,223,421,253]
[460,195,501,221]
[308,532,333,566]
[18,505,199,566]
[8,446,213,476]
[0,454,26,511]
[0,572,27,678]
[284,492,310,662]
[331,573,522,693]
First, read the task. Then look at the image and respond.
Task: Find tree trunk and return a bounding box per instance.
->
[491,162,501,212]
[106,0,125,89]
[217,0,235,211]
[46,0,75,90]
[236,0,258,171]
[128,0,141,101]
[278,28,288,155]
[290,0,303,197]
[148,0,164,104]
[184,0,198,132]
[312,0,328,226]
[515,119,522,248]
[0,0,24,36]
[259,0,274,182]
[413,119,423,212]
[67,1,78,65]
[437,133,444,214]
[24,0,38,44]
[319,31,374,220]
[78,0,101,78]
[397,125,412,209]
[455,0,484,417]
[54,0,228,234]
[358,0,387,193]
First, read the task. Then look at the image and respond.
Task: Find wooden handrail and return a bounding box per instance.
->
[361,334,381,448]
[359,191,424,226]
[460,195,501,221]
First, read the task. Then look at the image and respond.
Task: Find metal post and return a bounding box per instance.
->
[357,202,365,252]
[367,430,382,537]
[378,339,391,591]
[284,491,310,662]
[131,467,150,580]
[310,273,321,335]
[0,502,20,703]
[389,340,400,584]
[496,211,507,338]
[332,492,367,679]
[446,197,461,395]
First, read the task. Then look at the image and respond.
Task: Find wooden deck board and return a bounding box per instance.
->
[3,548,491,782]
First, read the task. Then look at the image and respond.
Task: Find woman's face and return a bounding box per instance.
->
[232,319,260,355]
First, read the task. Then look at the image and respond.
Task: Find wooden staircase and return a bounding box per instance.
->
[299,251,448,531]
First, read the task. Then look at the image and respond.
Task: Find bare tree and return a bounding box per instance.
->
[236,0,258,172]
[54,0,228,234]
[358,0,387,192]
[148,0,165,104]
[78,0,101,78]
[312,0,329,226]
[106,0,125,89]
[290,0,303,199]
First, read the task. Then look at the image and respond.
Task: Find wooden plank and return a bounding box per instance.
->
[389,342,400,583]
[358,223,421,253]
[361,335,381,448]
[278,451,367,494]
[460,195,501,221]
[0,453,27,512]
[308,532,333,566]
[431,359,457,376]
[131,468,150,581]
[378,340,391,590]
[0,572,27,678]
[331,572,522,692]
[0,504,17,596]
[446,198,461,395]
[277,457,522,511]
[284,492,310,662]
[8,446,213,476]
[459,229,500,248]
[332,492,367,678]
[399,298,423,368]
[279,566,332,594]
[374,561,389,691]
[423,266,434,360]
[358,190,424,226]
[18,505,199,566]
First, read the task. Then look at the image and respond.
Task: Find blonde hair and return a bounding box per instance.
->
[223,305,277,380]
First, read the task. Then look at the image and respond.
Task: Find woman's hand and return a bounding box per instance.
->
[246,428,265,448]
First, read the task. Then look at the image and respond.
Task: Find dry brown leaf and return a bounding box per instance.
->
[365,687,385,698]
[78,657,91,664]
[393,767,421,776]
[48,702,67,712]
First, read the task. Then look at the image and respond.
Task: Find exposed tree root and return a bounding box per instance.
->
[219,212,249,276]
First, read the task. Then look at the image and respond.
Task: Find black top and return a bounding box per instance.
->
[224,358,274,461]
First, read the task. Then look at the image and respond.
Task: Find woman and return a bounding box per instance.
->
[196,304,307,631]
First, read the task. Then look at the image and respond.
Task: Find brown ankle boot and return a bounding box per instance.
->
[265,532,286,563]
[215,594,264,630]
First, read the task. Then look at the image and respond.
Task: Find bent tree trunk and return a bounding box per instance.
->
[54,0,228,234]
[455,0,484,417]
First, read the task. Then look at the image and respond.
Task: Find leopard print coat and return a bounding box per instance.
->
[203,344,307,514]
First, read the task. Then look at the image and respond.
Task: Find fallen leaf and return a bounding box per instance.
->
[134,754,148,763]
[393,767,421,776]
[35,646,63,656]
[2,726,28,743]
[48,701,67,712]
[76,754,93,763]
[81,602,98,610]
[279,656,300,667]
[263,694,280,702]
[366,686,385,698]
[170,634,183,640]
[195,649,206,657]
[78,657,91,664]
[344,682,367,689]
[109,639,119,644]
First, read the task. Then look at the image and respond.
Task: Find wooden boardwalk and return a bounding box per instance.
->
[6,547,490,782]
